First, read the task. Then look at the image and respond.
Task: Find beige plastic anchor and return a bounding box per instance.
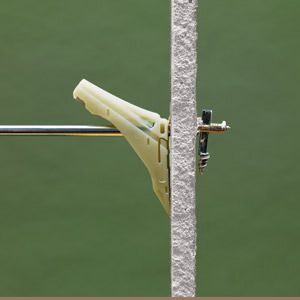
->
[73,79,170,214]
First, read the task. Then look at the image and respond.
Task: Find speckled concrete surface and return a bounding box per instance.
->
[170,0,198,297]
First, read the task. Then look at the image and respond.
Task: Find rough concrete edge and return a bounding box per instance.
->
[170,0,198,297]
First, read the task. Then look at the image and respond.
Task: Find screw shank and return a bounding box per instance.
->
[0,125,122,136]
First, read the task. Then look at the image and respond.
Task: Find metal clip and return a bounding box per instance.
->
[197,109,230,175]
[198,109,211,174]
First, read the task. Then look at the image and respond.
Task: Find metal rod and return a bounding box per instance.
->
[0,125,122,137]
[199,122,230,133]
[0,123,229,137]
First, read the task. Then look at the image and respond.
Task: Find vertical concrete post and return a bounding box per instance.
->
[170,0,198,297]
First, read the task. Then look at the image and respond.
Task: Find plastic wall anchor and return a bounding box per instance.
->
[73,79,170,214]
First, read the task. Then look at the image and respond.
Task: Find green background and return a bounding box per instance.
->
[0,0,299,296]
